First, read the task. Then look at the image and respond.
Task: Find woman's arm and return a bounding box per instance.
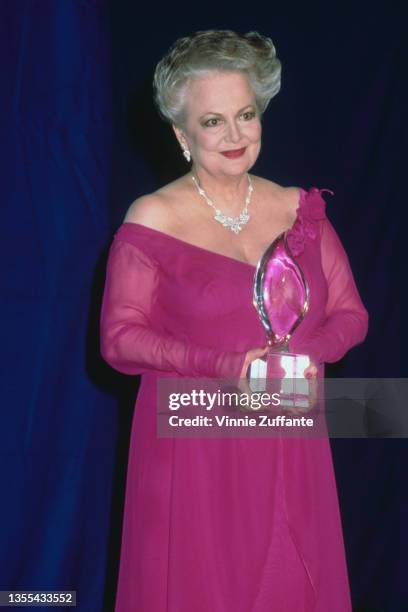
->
[100,238,246,378]
[291,218,369,364]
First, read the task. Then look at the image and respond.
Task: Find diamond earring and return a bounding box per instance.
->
[181,142,191,163]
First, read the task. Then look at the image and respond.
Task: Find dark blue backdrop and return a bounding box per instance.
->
[1,1,405,611]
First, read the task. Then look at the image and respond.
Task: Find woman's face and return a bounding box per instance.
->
[174,71,262,178]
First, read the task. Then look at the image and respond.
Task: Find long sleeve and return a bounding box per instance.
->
[100,238,246,378]
[290,218,369,364]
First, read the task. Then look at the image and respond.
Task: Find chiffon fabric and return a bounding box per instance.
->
[100,186,368,612]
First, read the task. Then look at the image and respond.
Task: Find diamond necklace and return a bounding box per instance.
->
[191,173,254,234]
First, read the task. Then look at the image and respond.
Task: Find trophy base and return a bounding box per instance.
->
[248,351,311,408]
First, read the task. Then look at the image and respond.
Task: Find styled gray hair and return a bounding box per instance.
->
[153,30,282,127]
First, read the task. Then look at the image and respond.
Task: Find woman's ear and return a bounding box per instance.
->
[173,124,191,163]
[172,124,185,147]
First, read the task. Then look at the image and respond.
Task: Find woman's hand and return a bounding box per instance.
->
[286,359,319,415]
[239,346,269,379]
[235,346,269,408]
[303,361,318,380]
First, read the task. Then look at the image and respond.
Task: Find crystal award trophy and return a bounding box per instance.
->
[249,233,311,406]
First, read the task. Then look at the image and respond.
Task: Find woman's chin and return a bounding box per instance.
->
[218,153,257,175]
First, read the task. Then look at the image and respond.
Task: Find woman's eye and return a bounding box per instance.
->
[241,111,256,120]
[204,118,220,127]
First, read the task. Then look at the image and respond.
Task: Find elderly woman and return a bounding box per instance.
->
[101,30,368,612]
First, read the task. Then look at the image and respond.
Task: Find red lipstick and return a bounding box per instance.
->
[221,147,247,159]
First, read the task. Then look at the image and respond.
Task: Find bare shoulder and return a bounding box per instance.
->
[123,192,170,230]
[252,175,301,214]
[123,175,189,231]
[283,185,302,214]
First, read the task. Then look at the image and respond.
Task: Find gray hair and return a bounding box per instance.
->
[153,30,282,127]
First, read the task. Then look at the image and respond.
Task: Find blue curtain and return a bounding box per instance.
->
[0,2,118,610]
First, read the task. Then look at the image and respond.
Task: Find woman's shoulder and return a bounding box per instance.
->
[251,175,301,216]
[123,192,171,231]
[251,176,333,224]
[252,175,299,193]
[123,175,190,232]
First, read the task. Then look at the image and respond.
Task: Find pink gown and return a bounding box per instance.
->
[100,186,368,611]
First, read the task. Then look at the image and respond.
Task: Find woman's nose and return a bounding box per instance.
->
[225,121,242,143]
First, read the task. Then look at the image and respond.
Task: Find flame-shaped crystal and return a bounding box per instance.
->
[253,233,309,349]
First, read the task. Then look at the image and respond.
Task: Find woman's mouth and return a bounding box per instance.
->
[221,147,247,159]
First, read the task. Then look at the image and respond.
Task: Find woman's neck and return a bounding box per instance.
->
[190,167,251,215]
